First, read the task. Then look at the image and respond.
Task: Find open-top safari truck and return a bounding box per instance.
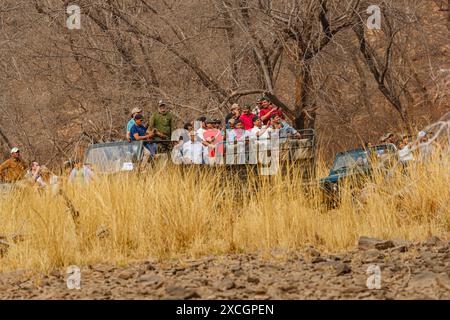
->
[83,129,317,181]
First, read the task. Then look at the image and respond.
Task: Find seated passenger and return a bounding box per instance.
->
[202,118,224,164]
[69,163,95,184]
[182,131,204,164]
[130,114,156,162]
[271,114,301,140]
[126,108,143,142]
[25,161,47,188]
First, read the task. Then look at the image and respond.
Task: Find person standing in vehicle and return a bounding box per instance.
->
[0,147,27,183]
[148,100,174,152]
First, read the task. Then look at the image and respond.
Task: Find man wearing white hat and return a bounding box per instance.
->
[0,147,27,182]
[126,107,143,142]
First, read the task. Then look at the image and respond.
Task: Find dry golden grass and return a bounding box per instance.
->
[0,153,449,273]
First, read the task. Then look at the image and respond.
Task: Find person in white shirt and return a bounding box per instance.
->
[250,116,270,142]
[182,131,204,164]
[249,116,272,164]
[398,135,414,164]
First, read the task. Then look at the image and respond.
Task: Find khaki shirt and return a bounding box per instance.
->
[0,157,27,182]
[149,112,174,137]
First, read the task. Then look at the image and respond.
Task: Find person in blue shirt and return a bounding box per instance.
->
[271,114,301,141]
[130,114,156,162]
[126,107,143,142]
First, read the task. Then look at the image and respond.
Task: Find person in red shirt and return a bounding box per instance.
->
[239,104,255,131]
[203,118,224,163]
[259,97,284,125]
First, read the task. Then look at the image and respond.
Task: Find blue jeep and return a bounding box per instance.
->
[320,144,398,206]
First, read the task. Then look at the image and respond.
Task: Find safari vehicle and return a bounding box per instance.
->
[84,129,317,179]
[320,143,398,206]
[84,141,145,174]
[187,128,317,181]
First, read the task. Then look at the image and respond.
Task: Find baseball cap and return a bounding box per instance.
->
[131,107,142,115]
[10,147,20,153]
[158,100,166,106]
[205,117,215,124]
[417,131,427,139]
[212,118,222,124]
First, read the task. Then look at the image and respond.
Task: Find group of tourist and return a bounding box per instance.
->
[0,148,95,189]
[126,96,302,164]
[367,130,443,165]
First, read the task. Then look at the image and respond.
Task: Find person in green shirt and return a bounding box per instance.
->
[148,100,174,152]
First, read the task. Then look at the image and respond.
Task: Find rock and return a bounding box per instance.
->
[361,249,384,262]
[408,272,438,289]
[389,245,408,253]
[118,271,134,280]
[306,247,321,257]
[231,265,242,272]
[421,251,434,261]
[217,279,235,291]
[233,270,245,277]
[143,262,156,271]
[335,263,351,276]
[137,274,162,285]
[392,239,411,247]
[165,286,200,299]
[358,236,394,250]
[311,257,326,264]
[279,284,297,293]
[437,246,448,254]
[426,236,442,246]
[247,276,260,284]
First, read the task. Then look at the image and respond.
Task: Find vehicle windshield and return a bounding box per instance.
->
[330,144,397,173]
[84,142,142,173]
[331,151,368,172]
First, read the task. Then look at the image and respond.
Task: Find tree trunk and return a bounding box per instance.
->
[294,64,316,130]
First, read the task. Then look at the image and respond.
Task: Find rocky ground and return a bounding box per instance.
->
[0,237,449,300]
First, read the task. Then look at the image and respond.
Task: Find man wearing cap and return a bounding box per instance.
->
[148,100,174,153]
[239,104,255,130]
[126,107,143,142]
[0,147,27,182]
[149,100,174,146]
[130,114,156,162]
[225,103,241,129]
